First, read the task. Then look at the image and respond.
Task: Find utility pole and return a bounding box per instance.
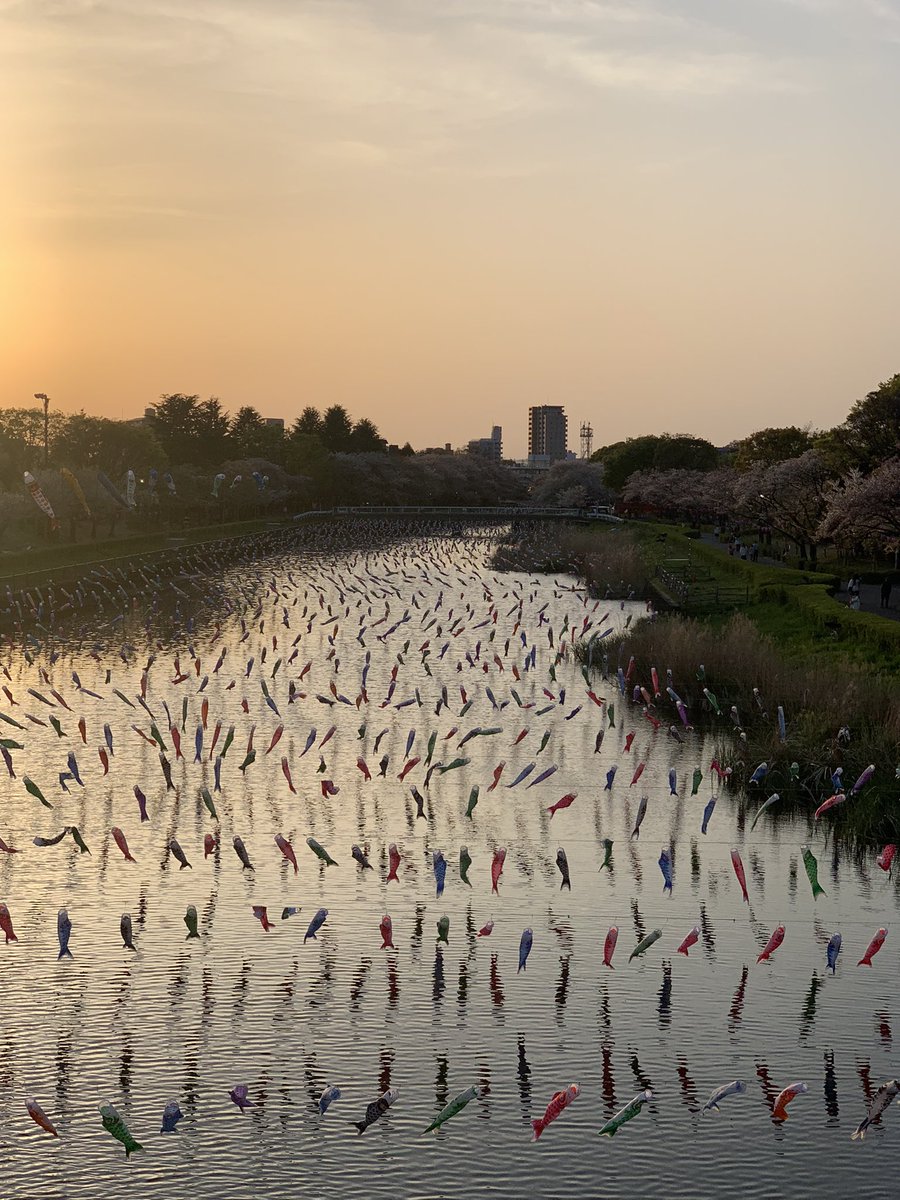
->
[34,393,50,465]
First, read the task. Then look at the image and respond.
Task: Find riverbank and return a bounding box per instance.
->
[580,611,900,843]
[567,523,900,841]
[691,527,900,623]
[631,521,900,673]
[0,517,285,589]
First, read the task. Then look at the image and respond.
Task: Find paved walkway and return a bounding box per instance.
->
[835,581,900,621]
[695,533,900,623]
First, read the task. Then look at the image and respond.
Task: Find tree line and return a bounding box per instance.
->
[0,397,519,548]
[603,374,900,564]
[144,396,395,471]
[0,397,400,486]
[1,373,897,561]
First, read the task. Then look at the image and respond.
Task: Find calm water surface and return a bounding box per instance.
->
[0,530,896,1199]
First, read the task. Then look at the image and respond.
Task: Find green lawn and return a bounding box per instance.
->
[707,600,900,673]
[628,520,900,678]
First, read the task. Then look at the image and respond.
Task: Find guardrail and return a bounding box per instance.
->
[684,584,752,611]
[655,564,750,611]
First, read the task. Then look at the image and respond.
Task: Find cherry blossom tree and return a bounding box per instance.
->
[621,467,736,522]
[819,458,900,554]
[733,450,833,564]
[529,461,613,509]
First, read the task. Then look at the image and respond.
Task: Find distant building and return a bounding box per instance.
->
[507,459,550,482]
[125,407,155,427]
[466,425,502,462]
[528,406,567,465]
[264,417,285,431]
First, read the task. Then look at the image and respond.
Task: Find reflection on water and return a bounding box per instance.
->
[0,528,897,1198]
[825,1050,839,1121]
[657,960,672,1027]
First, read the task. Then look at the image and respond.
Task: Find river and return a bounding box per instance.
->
[0,527,895,1198]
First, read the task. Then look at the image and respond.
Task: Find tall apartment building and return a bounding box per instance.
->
[527,406,567,464]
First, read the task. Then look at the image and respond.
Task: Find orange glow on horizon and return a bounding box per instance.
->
[2,1,898,456]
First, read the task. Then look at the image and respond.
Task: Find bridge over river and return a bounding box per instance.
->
[292,505,623,523]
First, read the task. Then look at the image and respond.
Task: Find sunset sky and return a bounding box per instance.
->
[2,0,899,456]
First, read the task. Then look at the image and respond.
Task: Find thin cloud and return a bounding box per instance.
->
[516,34,807,95]
[776,0,900,29]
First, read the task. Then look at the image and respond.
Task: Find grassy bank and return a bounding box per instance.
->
[492,522,651,596]
[566,520,899,842]
[0,517,284,585]
[633,521,839,593]
[493,517,900,673]
[577,612,900,843]
[631,521,900,672]
[581,611,899,736]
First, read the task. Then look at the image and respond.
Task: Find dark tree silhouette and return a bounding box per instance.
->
[819,375,900,472]
[734,426,813,471]
[320,405,355,451]
[351,417,387,453]
[591,434,719,491]
[148,394,230,465]
[292,407,323,439]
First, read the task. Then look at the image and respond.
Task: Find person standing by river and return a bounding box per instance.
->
[882,577,893,609]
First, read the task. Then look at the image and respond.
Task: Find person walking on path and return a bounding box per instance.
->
[882,577,893,609]
[697,528,900,623]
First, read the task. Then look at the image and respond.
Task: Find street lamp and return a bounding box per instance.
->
[757,493,770,550]
[34,393,50,466]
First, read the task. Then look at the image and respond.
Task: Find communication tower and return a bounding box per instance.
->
[579,421,593,459]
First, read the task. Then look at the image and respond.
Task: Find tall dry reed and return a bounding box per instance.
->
[586,612,899,737]
[493,524,649,596]
[579,612,900,843]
